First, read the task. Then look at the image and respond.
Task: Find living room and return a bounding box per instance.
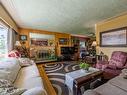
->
[0,0,127,95]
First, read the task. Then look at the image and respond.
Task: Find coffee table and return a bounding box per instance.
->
[65,67,103,95]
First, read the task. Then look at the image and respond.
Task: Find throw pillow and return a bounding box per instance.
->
[18,58,33,67]
[0,79,26,95]
[8,50,21,58]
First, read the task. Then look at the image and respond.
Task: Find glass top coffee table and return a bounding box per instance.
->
[65,67,103,95]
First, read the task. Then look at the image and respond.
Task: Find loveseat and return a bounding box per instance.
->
[83,71,127,95]
[0,57,47,95]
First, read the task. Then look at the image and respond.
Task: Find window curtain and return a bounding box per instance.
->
[8,28,17,52]
[0,19,18,58]
[0,20,9,57]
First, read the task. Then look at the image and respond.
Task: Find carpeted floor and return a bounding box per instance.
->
[44,61,80,95]
[43,62,106,95]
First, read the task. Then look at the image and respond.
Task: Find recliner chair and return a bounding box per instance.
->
[96,51,127,79]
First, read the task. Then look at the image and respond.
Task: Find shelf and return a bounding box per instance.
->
[30,46,55,47]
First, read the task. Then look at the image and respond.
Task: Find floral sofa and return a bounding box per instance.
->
[0,57,47,95]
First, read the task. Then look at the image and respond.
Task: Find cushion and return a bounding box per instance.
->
[22,87,47,95]
[83,90,100,95]
[0,58,21,83]
[18,58,33,67]
[109,51,127,68]
[14,77,43,90]
[115,61,125,68]
[108,75,127,92]
[0,70,10,81]
[8,50,21,58]
[95,83,127,95]
[14,64,40,82]
[0,79,26,95]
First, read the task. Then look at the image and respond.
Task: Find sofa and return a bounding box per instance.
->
[83,71,127,95]
[96,51,127,79]
[0,57,47,95]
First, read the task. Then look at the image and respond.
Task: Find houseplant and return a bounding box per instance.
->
[79,62,90,71]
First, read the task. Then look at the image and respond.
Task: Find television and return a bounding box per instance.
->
[61,47,75,54]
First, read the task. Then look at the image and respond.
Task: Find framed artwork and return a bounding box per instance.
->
[20,35,27,41]
[31,38,48,46]
[100,27,127,47]
[59,38,68,45]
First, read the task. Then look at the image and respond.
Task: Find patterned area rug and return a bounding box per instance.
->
[44,61,80,95]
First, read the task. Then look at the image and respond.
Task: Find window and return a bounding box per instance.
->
[80,41,86,48]
[0,21,9,58]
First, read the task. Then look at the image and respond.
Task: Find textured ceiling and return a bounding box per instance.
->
[1,0,127,35]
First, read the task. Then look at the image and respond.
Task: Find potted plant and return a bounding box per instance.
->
[79,62,90,71]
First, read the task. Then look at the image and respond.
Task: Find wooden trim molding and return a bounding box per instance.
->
[37,64,57,95]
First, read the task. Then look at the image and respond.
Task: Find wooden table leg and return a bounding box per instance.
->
[73,83,82,95]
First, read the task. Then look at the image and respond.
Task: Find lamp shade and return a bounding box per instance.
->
[15,41,21,46]
[91,41,96,46]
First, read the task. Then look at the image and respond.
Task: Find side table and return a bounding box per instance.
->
[65,68,103,95]
[73,70,103,95]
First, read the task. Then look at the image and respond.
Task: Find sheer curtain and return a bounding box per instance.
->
[0,19,17,58]
[0,20,9,57]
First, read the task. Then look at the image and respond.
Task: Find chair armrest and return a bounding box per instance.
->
[96,61,109,70]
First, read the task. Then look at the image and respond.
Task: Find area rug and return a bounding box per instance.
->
[44,61,80,95]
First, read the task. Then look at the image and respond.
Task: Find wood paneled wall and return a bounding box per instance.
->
[19,28,71,56]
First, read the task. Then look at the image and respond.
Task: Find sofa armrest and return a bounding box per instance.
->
[22,87,47,95]
[83,90,101,95]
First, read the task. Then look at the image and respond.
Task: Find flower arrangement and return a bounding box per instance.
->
[79,62,90,71]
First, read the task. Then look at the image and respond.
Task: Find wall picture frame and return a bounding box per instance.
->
[59,38,68,45]
[31,38,48,46]
[20,35,27,41]
[100,27,127,47]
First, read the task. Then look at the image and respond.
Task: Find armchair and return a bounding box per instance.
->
[96,51,127,79]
